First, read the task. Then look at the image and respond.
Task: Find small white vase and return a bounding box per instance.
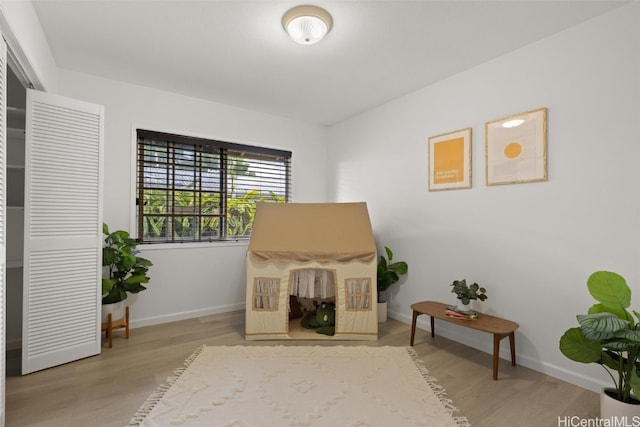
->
[600,388,640,422]
[456,301,471,313]
[377,301,388,323]
[101,301,125,324]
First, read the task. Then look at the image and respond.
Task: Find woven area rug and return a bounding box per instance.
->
[129,345,471,427]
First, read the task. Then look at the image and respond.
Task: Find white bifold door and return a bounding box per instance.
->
[21,89,104,374]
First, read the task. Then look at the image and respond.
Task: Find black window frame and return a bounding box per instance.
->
[136,129,291,243]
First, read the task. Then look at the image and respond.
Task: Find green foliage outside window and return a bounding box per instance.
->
[142,188,285,241]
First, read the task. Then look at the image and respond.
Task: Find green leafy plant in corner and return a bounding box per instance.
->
[376,246,408,303]
[559,270,640,404]
[102,223,153,304]
[450,279,487,305]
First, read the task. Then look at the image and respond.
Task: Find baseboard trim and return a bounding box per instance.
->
[128,302,246,329]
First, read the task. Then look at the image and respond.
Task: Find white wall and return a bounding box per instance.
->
[0,0,58,91]
[56,70,330,327]
[327,2,640,393]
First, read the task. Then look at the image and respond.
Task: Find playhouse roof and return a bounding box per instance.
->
[248,202,376,263]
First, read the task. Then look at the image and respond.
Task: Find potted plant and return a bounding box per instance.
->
[450,279,487,311]
[102,223,153,322]
[376,246,408,322]
[559,271,640,419]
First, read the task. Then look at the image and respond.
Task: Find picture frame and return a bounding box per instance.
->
[485,107,547,186]
[428,127,472,191]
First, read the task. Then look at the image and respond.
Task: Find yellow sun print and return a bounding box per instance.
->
[504,142,522,159]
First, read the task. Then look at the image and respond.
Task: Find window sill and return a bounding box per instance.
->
[138,240,249,251]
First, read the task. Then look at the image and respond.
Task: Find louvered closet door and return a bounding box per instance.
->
[0,34,7,425]
[22,89,104,374]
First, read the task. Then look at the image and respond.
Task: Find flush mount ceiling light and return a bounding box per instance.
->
[282,5,333,45]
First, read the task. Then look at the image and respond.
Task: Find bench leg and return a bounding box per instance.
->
[493,333,500,380]
[509,332,516,366]
[430,316,435,337]
[410,310,419,345]
[493,332,517,380]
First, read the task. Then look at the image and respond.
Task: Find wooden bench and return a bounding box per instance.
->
[410,300,519,380]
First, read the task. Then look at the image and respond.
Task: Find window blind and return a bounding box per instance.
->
[137,129,291,243]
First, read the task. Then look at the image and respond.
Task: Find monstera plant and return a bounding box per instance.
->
[559,271,640,404]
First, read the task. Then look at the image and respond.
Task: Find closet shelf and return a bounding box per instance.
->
[7,106,26,130]
[7,106,25,113]
[8,127,25,137]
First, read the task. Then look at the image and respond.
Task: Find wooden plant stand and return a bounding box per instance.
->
[102,306,129,348]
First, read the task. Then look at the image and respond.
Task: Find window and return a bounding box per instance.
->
[137,129,291,243]
[253,278,280,311]
[345,278,371,311]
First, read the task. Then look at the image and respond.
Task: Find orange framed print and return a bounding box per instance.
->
[485,107,547,186]
[428,127,472,191]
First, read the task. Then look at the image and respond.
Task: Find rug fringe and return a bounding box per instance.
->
[406,347,472,427]
[127,344,207,426]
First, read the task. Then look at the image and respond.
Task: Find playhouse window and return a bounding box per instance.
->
[345,278,371,311]
[253,278,280,311]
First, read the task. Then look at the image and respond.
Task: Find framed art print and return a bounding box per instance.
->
[428,127,472,191]
[485,107,547,186]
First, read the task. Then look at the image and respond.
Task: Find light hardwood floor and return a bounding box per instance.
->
[5,310,597,427]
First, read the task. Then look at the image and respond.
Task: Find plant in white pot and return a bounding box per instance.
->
[450,279,487,312]
[559,271,640,420]
[376,246,408,322]
[102,223,153,322]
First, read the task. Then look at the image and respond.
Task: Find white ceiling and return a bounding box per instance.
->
[31,0,627,126]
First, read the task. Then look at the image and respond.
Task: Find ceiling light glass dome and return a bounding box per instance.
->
[282,5,333,45]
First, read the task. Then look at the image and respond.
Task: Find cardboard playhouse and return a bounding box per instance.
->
[245,202,378,340]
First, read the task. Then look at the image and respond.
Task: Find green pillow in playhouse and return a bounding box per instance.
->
[315,302,335,327]
[300,301,336,335]
[315,302,335,336]
[315,325,335,336]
